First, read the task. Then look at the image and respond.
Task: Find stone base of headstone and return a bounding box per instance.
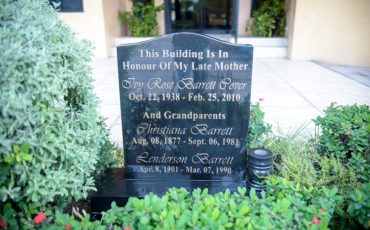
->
[90,168,247,215]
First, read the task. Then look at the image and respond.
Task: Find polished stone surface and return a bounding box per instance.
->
[91,33,253,213]
[92,57,370,143]
[90,168,247,213]
[117,33,253,181]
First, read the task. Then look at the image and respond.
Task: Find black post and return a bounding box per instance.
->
[233,0,239,43]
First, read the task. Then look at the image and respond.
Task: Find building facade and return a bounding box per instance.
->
[59,0,370,66]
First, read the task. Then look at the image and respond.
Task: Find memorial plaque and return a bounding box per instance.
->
[90,33,253,214]
[118,33,253,182]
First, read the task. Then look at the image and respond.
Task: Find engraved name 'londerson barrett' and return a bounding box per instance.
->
[136,152,234,165]
[136,152,187,164]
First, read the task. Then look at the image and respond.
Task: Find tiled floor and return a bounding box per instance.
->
[91,57,370,145]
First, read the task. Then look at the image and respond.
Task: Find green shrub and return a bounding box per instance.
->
[0,181,346,229]
[0,0,115,209]
[266,104,370,229]
[248,102,272,149]
[347,182,370,228]
[119,0,164,37]
[312,103,370,161]
[98,181,339,229]
[267,123,358,194]
[111,143,125,168]
[246,0,286,37]
[312,102,370,190]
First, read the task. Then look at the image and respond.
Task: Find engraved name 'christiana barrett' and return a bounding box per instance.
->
[136,123,233,135]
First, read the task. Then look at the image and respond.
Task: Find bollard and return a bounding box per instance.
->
[246,148,273,197]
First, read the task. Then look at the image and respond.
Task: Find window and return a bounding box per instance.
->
[49,0,84,12]
[250,0,262,16]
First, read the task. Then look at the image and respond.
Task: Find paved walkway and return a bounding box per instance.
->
[91,57,370,145]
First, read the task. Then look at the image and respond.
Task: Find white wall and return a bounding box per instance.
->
[288,0,370,66]
[59,0,126,58]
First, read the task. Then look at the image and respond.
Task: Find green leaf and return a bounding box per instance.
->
[160,209,167,219]
[329,187,338,197]
[354,203,362,209]
[356,193,363,201]
[21,153,33,161]
[249,188,256,199]
[4,155,14,163]
[176,215,187,229]
[283,210,294,221]
[192,210,198,224]
[240,206,250,214]
[212,208,220,220]
[131,197,144,210]
[20,142,30,154]
[229,200,237,213]
[281,198,290,211]
[13,145,19,154]
[322,186,330,197]
[140,215,150,225]
[152,200,165,212]
[319,217,329,230]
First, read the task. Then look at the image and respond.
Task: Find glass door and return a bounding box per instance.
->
[165,0,234,34]
[203,0,232,33]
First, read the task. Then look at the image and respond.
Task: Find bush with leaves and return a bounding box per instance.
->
[312,103,370,221]
[347,182,370,228]
[119,0,164,37]
[266,103,370,229]
[312,103,370,161]
[246,0,286,37]
[313,103,370,227]
[2,183,335,229]
[248,101,272,149]
[0,0,115,211]
[99,181,340,229]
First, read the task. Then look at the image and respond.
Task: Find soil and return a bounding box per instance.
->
[63,199,91,216]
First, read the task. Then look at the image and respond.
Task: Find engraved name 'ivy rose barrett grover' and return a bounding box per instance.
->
[118,33,253,184]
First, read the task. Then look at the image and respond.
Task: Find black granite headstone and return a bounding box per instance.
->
[90,33,253,214]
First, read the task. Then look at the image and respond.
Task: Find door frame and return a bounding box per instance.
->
[164,0,238,41]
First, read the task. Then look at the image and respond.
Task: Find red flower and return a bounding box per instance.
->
[344,131,351,135]
[124,227,131,230]
[334,102,337,105]
[320,208,325,212]
[259,98,264,102]
[65,224,71,230]
[313,216,320,224]
[34,212,46,224]
[0,220,6,227]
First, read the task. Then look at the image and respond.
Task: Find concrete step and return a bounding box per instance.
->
[115,37,156,46]
[238,37,287,58]
[112,36,287,58]
[237,37,288,47]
